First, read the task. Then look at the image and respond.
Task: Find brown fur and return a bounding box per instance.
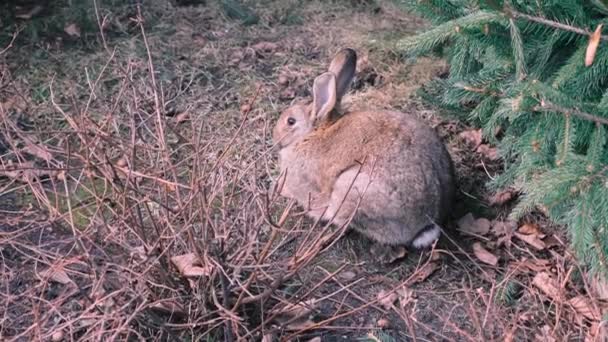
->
[272,49,455,246]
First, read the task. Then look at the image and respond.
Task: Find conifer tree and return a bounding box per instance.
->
[396,0,608,275]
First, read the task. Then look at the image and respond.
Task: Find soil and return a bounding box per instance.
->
[0,1,604,341]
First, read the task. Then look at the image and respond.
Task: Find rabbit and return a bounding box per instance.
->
[272,48,455,255]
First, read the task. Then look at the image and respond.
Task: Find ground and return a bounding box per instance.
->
[0,1,606,341]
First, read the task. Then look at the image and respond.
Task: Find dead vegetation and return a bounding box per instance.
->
[1,1,607,341]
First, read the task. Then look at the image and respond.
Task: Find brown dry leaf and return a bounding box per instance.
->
[170,253,211,277]
[456,213,491,235]
[459,129,483,148]
[2,161,56,182]
[270,299,318,331]
[543,235,561,248]
[15,5,44,19]
[410,261,440,284]
[518,223,541,235]
[283,319,316,331]
[22,141,53,162]
[533,272,561,300]
[174,112,190,124]
[514,232,546,251]
[271,299,317,318]
[240,103,252,114]
[586,24,603,67]
[476,144,499,160]
[535,325,557,342]
[377,318,390,328]
[252,41,278,53]
[278,74,290,86]
[339,270,356,281]
[64,23,81,37]
[40,266,73,285]
[150,300,186,316]
[590,274,608,301]
[387,246,407,263]
[261,333,275,342]
[472,242,498,266]
[1,96,28,112]
[51,330,64,342]
[491,220,517,237]
[396,287,415,308]
[504,329,515,342]
[510,258,551,274]
[489,189,516,206]
[588,322,608,342]
[377,290,397,310]
[569,295,601,321]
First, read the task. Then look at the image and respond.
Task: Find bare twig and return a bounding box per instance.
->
[535,101,608,126]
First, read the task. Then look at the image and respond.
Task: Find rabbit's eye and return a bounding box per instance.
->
[287,117,296,126]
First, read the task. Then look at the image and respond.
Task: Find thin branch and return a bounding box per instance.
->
[0,28,22,56]
[534,100,608,126]
[507,8,608,41]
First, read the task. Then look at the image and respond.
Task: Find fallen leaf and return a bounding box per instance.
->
[240,103,252,114]
[510,258,551,274]
[252,41,278,53]
[64,23,81,37]
[174,112,190,123]
[279,87,296,100]
[283,319,316,331]
[170,253,211,277]
[150,300,186,316]
[51,330,64,342]
[396,287,415,308]
[15,5,44,19]
[543,235,561,248]
[270,299,318,331]
[377,290,397,310]
[261,333,275,342]
[40,266,72,285]
[535,325,557,342]
[518,223,541,235]
[377,318,390,328]
[476,144,499,160]
[409,261,440,284]
[514,232,546,251]
[459,129,482,148]
[586,24,603,67]
[533,272,561,300]
[1,96,28,112]
[590,274,608,300]
[278,74,290,86]
[472,242,498,266]
[568,295,601,321]
[491,220,517,237]
[457,213,491,235]
[387,246,407,263]
[270,299,317,318]
[489,190,516,206]
[339,270,356,281]
[588,322,608,342]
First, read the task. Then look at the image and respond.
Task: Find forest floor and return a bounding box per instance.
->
[0,1,606,341]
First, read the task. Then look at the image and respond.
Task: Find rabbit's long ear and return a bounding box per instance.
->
[311,72,337,123]
[328,48,357,102]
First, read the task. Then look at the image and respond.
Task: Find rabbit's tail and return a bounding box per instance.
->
[410,224,441,249]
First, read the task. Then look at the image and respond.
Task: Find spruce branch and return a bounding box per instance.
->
[506,8,608,41]
[397,10,504,55]
[535,100,608,126]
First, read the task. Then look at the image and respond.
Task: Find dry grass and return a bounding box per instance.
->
[0,1,606,341]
